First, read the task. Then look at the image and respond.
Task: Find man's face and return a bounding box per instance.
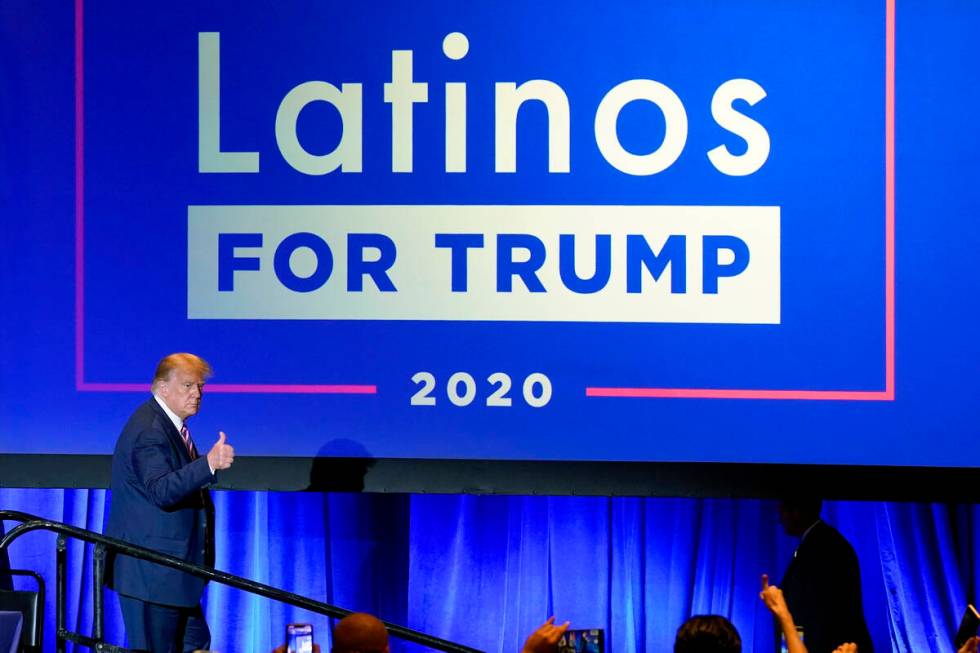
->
[159,366,205,420]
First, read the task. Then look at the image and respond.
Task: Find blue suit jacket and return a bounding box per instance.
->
[105,397,215,607]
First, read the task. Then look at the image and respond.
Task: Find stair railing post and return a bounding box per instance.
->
[93,542,107,645]
[56,534,67,653]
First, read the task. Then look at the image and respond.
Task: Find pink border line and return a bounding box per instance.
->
[587,0,896,402]
[74,0,85,390]
[78,383,377,394]
[586,388,892,401]
[74,0,894,401]
[72,0,376,396]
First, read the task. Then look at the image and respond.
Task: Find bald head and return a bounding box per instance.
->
[332,613,389,653]
[778,498,823,537]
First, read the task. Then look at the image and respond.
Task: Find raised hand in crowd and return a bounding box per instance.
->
[832,644,857,653]
[521,616,571,653]
[959,636,980,653]
[760,573,792,622]
[760,573,807,653]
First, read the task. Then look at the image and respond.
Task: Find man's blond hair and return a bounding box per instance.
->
[151,353,213,391]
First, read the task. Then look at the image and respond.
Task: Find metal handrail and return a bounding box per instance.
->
[0,509,483,653]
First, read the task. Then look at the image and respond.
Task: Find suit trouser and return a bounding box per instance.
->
[117,592,211,653]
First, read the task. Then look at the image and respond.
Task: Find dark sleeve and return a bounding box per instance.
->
[815,538,869,651]
[836,545,871,645]
[131,428,215,509]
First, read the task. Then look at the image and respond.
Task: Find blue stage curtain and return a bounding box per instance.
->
[0,489,974,653]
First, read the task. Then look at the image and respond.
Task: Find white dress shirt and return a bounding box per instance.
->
[153,395,214,474]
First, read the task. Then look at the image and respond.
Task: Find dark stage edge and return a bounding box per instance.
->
[2,455,980,500]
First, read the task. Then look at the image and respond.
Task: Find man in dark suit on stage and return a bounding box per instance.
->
[778,499,873,653]
[105,353,235,653]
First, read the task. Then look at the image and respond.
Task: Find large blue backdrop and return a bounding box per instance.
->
[1,489,975,653]
[2,0,979,468]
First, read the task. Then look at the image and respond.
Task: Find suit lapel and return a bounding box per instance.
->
[148,397,192,465]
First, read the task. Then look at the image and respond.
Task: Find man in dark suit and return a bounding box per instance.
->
[105,353,235,653]
[778,499,873,653]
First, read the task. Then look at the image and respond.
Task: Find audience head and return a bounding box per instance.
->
[778,497,823,536]
[674,615,741,653]
[332,613,389,653]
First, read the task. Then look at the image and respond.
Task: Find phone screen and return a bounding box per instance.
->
[287,623,314,653]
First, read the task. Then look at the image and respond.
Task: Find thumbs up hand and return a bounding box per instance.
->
[207,431,235,471]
